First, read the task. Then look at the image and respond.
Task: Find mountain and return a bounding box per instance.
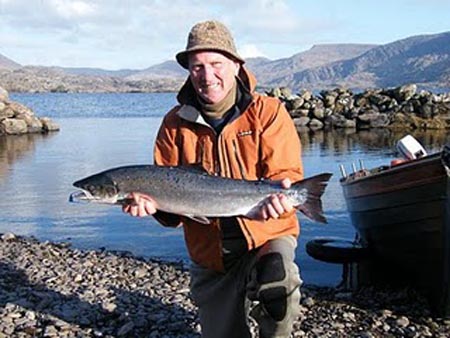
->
[124,60,187,80]
[248,44,377,86]
[0,53,21,70]
[273,31,450,91]
[0,31,449,92]
[0,66,183,93]
[61,67,138,78]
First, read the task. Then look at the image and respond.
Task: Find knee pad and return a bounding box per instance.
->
[256,252,286,284]
[260,286,287,321]
[255,253,288,321]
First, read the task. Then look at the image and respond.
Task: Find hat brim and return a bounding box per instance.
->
[176,46,245,69]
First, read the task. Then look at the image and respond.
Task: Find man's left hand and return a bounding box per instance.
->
[252,178,294,221]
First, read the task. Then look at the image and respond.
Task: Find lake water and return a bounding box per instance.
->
[1,93,449,286]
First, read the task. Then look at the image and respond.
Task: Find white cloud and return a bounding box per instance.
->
[51,0,96,19]
[239,44,267,59]
[0,0,448,69]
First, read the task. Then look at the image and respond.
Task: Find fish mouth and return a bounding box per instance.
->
[69,189,120,204]
[69,190,95,203]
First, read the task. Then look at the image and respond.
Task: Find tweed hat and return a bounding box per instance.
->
[176,20,245,69]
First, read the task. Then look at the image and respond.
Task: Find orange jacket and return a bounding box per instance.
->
[153,67,304,272]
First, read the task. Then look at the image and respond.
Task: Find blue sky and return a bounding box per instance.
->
[0,0,449,70]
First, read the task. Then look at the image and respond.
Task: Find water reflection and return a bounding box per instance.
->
[0,133,57,183]
[298,128,450,156]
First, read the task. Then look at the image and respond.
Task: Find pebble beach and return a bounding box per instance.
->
[1,233,450,338]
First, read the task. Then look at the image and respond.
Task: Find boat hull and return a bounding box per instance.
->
[341,153,450,317]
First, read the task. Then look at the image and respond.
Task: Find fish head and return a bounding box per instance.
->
[69,173,122,204]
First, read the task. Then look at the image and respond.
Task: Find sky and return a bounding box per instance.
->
[0,0,449,70]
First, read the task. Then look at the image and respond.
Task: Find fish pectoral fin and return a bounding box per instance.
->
[185,215,211,225]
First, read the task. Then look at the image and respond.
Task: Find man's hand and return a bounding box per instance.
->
[122,192,158,217]
[252,178,294,221]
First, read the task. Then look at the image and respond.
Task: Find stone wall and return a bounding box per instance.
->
[267,84,450,130]
[0,86,59,135]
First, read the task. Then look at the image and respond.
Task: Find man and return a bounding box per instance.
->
[123,20,303,338]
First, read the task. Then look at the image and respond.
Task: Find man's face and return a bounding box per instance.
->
[188,51,240,104]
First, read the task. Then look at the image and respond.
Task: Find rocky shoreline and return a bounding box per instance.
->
[1,233,450,337]
[0,87,59,135]
[270,84,450,131]
[2,83,450,135]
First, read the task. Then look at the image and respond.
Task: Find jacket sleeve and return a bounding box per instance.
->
[259,100,304,183]
[152,110,183,228]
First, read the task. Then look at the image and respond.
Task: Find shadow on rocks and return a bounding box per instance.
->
[0,260,199,337]
[304,283,432,318]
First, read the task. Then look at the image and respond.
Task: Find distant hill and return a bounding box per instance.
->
[61,67,138,78]
[0,31,449,92]
[0,66,183,93]
[0,53,21,70]
[248,43,377,87]
[272,31,450,91]
[125,60,187,81]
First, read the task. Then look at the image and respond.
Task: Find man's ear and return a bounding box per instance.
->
[234,62,241,76]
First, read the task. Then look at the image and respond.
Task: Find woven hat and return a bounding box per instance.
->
[176,20,245,69]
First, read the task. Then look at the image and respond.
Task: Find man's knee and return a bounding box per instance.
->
[256,252,286,284]
[254,252,301,321]
[259,286,288,321]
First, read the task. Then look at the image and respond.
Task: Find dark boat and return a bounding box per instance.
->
[340,144,450,317]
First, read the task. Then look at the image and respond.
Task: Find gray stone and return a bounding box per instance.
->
[0,86,8,102]
[40,117,60,132]
[0,118,28,134]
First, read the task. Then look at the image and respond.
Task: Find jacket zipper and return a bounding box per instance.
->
[231,139,255,249]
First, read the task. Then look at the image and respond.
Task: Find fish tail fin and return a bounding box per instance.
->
[293,173,332,224]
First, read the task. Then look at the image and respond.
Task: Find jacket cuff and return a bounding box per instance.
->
[153,211,182,227]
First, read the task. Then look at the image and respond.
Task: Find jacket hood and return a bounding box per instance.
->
[176,66,257,105]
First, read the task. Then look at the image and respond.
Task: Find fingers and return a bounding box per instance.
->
[256,193,293,221]
[122,193,157,217]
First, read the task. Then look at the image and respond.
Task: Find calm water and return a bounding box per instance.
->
[1,93,449,286]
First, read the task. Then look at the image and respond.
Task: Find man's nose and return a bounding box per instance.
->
[201,65,215,80]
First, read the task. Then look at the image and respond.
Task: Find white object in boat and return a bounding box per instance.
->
[396,135,427,160]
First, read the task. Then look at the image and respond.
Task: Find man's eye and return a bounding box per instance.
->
[212,62,222,68]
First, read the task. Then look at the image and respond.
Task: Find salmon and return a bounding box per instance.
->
[69,165,332,224]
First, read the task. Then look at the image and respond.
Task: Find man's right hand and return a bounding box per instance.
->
[122,192,158,217]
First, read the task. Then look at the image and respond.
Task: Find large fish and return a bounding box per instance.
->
[69,165,332,224]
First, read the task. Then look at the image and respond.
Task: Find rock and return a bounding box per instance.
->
[312,107,325,120]
[396,316,410,328]
[0,86,59,135]
[298,89,312,101]
[0,106,14,119]
[309,118,324,130]
[1,233,17,241]
[283,84,449,131]
[279,87,292,99]
[288,97,304,111]
[40,117,60,132]
[293,117,310,127]
[0,86,8,102]
[394,84,417,102]
[8,101,34,117]
[0,118,28,134]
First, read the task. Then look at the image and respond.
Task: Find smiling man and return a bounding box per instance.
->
[123,20,304,338]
